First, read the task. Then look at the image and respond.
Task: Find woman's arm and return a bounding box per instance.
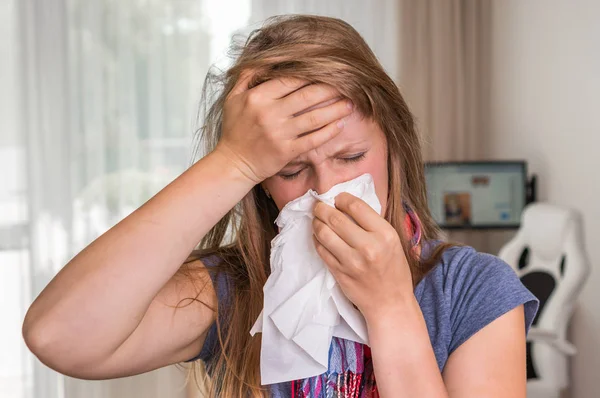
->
[442,305,527,397]
[367,303,526,397]
[366,299,448,397]
[22,75,353,379]
[22,151,255,378]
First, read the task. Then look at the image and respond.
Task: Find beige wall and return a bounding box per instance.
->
[489,1,600,397]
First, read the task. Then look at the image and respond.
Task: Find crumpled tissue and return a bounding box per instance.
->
[250,173,381,385]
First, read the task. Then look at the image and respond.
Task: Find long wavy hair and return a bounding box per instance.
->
[182,14,454,397]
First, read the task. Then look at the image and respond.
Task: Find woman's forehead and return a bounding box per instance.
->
[286,113,383,166]
[328,111,381,145]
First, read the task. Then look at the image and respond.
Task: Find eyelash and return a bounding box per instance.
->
[280,153,367,180]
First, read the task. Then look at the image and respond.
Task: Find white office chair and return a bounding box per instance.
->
[499,203,590,398]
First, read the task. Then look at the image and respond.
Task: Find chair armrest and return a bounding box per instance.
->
[527,328,577,356]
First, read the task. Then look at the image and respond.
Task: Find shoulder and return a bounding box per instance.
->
[182,253,228,364]
[422,242,526,294]
[417,240,537,306]
[415,241,539,367]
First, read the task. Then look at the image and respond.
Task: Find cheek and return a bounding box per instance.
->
[361,154,389,215]
[265,180,310,211]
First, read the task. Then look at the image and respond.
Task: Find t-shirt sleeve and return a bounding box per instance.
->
[446,249,539,355]
[184,255,227,363]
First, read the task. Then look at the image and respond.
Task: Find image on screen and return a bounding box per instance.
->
[424,162,527,229]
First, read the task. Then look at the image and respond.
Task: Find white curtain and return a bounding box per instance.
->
[3,1,395,397]
[249,0,400,83]
[2,0,250,397]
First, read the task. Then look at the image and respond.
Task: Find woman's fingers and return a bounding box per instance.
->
[228,69,256,98]
[312,217,358,272]
[231,75,308,105]
[292,98,353,133]
[280,83,343,117]
[312,234,341,270]
[293,118,345,154]
[254,77,309,100]
[333,193,387,232]
[313,201,370,249]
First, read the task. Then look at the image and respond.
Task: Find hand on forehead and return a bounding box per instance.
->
[293,96,343,117]
[293,105,372,160]
[291,90,365,152]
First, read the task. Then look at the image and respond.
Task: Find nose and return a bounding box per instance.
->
[313,169,343,195]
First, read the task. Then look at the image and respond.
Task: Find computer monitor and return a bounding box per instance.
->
[424,161,527,229]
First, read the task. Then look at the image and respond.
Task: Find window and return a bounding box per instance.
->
[1,0,250,397]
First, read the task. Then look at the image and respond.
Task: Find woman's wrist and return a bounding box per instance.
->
[363,293,420,330]
[366,295,449,397]
[204,147,261,189]
[210,144,268,186]
[364,295,433,362]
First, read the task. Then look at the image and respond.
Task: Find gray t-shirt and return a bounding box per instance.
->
[189,240,539,394]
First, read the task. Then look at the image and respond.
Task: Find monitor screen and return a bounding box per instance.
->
[424,161,527,229]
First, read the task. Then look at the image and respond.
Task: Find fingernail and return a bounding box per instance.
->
[347,101,354,110]
[337,119,345,128]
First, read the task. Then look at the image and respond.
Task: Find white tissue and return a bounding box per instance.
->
[250,173,382,385]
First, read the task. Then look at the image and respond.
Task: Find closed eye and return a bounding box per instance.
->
[279,152,367,180]
[280,169,304,180]
[340,152,366,163]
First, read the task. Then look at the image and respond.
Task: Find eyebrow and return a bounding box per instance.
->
[282,142,369,168]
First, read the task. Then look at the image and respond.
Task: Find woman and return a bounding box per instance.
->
[23,15,538,397]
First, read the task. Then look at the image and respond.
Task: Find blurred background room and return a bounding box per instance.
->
[1,0,598,397]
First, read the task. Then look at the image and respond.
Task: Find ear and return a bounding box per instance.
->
[261,184,271,198]
[402,201,422,248]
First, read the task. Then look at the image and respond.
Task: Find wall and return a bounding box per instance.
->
[489,1,600,397]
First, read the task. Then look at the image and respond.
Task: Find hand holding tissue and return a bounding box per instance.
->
[250,173,381,385]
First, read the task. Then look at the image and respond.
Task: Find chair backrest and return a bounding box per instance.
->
[498,203,590,385]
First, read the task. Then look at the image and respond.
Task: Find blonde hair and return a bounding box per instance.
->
[183,14,453,397]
